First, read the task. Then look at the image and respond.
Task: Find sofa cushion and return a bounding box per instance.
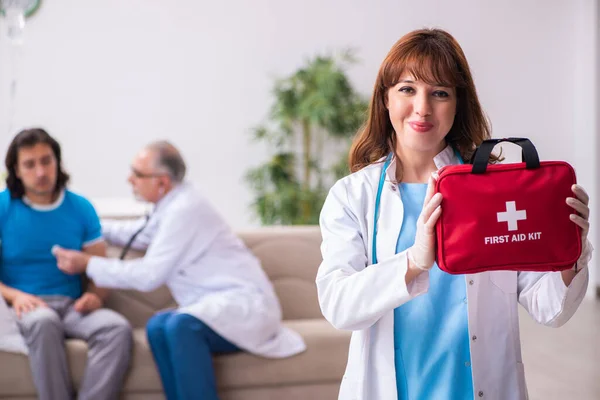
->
[123,318,350,392]
[0,318,350,397]
[0,351,35,397]
[238,227,324,320]
[215,318,350,390]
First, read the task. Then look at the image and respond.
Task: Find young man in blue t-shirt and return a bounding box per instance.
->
[0,128,132,400]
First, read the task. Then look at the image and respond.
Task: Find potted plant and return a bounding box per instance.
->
[246,50,368,225]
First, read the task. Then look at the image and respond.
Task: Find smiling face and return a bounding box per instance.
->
[349,29,491,174]
[386,73,457,155]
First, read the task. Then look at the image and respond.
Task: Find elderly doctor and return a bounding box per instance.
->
[317,29,592,400]
[54,141,306,400]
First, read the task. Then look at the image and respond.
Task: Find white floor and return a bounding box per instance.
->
[520,298,600,400]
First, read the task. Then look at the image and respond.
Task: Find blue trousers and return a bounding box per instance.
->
[146,310,240,400]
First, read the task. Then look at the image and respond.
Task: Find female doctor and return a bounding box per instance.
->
[316,28,591,400]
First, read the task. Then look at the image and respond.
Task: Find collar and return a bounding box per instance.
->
[22,190,66,211]
[153,182,186,213]
[384,144,459,182]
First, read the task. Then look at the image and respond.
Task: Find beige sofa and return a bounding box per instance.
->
[0,226,350,399]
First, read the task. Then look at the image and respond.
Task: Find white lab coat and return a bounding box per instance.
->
[88,183,306,358]
[317,145,591,400]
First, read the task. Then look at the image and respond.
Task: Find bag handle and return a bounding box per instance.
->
[471,137,540,174]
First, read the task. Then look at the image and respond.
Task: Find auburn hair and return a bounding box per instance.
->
[349,28,495,173]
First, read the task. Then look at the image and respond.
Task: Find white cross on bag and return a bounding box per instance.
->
[497,201,527,231]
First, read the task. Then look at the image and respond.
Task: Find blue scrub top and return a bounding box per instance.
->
[393,183,474,399]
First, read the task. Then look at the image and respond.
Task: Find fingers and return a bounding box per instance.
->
[572,185,589,206]
[57,259,75,275]
[423,174,439,207]
[51,245,62,257]
[15,297,45,318]
[23,299,36,314]
[88,299,101,312]
[421,192,443,224]
[56,259,68,273]
[74,298,85,313]
[424,205,442,231]
[53,248,70,270]
[567,184,590,238]
[33,297,48,308]
[570,214,590,233]
[15,304,23,319]
[75,297,101,314]
[566,197,589,220]
[55,251,67,264]
[55,250,87,275]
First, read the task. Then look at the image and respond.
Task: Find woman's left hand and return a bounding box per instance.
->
[566,184,590,243]
[564,184,592,282]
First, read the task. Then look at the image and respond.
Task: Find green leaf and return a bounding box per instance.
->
[246,49,368,225]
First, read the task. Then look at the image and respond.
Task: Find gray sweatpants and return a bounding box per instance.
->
[13,296,133,400]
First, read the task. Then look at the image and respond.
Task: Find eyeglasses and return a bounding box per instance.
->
[130,167,167,179]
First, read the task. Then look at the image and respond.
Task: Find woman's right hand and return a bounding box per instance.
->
[12,292,48,318]
[407,173,443,271]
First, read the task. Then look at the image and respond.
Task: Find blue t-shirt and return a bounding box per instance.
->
[394,183,473,399]
[0,189,102,299]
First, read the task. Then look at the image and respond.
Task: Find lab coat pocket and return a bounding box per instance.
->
[490,270,517,294]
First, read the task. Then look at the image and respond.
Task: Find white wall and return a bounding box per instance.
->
[572,0,598,294]
[597,0,600,296]
[0,0,597,290]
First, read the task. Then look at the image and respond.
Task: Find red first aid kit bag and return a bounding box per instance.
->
[435,137,581,274]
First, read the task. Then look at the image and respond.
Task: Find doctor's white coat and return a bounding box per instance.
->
[317,145,591,400]
[88,183,306,358]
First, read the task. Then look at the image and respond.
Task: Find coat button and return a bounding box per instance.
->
[478,391,484,397]
[465,361,471,367]
[469,280,474,285]
[472,335,477,341]
[390,184,397,191]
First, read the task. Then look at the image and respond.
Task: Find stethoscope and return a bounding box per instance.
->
[371,148,464,264]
